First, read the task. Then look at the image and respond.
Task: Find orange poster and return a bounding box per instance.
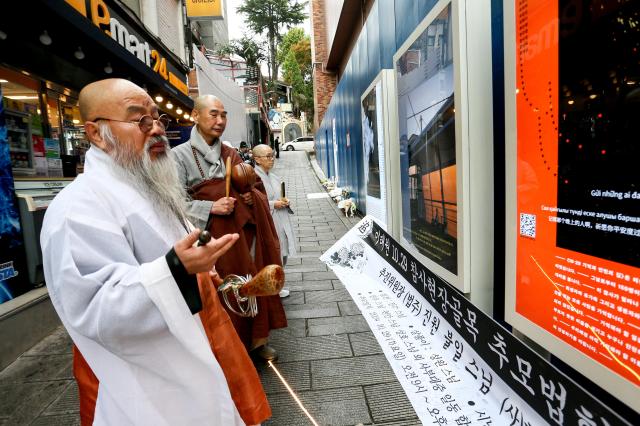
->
[515,0,640,389]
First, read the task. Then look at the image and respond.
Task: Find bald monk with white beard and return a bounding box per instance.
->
[41,79,271,425]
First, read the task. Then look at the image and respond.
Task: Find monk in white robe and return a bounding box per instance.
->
[252,144,296,261]
[41,79,269,425]
[253,144,296,298]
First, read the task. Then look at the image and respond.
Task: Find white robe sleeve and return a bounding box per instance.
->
[43,211,181,357]
[170,148,213,230]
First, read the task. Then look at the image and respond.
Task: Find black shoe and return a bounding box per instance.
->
[251,345,278,362]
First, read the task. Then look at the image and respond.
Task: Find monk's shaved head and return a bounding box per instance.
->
[194,94,223,112]
[252,144,272,157]
[253,144,275,171]
[79,78,151,122]
[191,94,227,144]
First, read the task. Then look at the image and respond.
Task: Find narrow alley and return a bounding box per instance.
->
[0,151,420,426]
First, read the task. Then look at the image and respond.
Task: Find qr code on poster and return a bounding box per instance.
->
[520,213,536,238]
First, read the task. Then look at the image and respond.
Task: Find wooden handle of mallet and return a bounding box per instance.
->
[225,156,232,198]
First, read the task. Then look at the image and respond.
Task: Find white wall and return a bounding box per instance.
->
[141,0,186,61]
[193,46,247,144]
[156,0,184,57]
[324,0,344,55]
[193,0,229,52]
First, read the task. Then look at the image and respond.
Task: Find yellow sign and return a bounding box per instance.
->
[65,0,87,16]
[65,0,188,95]
[169,73,189,96]
[185,0,223,19]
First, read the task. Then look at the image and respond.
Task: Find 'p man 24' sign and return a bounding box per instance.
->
[65,0,188,94]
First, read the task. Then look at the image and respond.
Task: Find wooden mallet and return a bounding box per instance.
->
[225,156,232,198]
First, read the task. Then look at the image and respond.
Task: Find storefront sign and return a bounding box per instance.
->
[505,0,640,412]
[185,0,223,20]
[65,0,188,95]
[323,217,632,425]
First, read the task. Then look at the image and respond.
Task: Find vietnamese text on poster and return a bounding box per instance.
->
[514,0,640,395]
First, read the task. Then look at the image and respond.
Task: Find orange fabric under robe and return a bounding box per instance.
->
[73,272,271,425]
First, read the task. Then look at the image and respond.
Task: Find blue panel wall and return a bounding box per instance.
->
[379,1,397,69]
[316,0,495,213]
[366,5,381,83]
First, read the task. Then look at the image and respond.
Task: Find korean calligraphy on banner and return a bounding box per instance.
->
[321,217,632,425]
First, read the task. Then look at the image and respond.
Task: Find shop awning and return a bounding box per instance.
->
[0,0,194,115]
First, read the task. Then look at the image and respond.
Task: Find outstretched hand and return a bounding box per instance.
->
[174,229,239,274]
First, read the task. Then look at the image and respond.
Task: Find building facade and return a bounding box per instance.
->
[310,0,639,421]
[190,0,230,54]
[191,46,248,145]
[309,0,338,130]
[0,0,193,369]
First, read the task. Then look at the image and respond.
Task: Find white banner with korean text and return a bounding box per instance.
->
[321,216,631,426]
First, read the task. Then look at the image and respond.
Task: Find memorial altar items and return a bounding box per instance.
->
[337,198,356,217]
[321,176,337,191]
[328,187,342,201]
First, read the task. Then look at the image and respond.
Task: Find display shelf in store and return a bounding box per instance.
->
[5,108,35,175]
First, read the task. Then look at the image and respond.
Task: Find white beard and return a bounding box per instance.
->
[99,123,188,228]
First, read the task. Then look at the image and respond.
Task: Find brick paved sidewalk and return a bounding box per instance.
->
[0,150,419,425]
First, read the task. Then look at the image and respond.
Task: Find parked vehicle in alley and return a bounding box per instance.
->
[282,136,314,152]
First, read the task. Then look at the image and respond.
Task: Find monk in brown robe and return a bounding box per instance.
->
[171,95,287,360]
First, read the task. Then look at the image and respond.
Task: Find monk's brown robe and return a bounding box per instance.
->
[74,272,272,425]
[188,144,287,346]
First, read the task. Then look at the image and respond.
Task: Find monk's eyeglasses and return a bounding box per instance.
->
[92,114,171,133]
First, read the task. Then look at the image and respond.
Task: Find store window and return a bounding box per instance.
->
[0,67,88,178]
[0,68,44,177]
[55,92,87,176]
[44,86,86,176]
